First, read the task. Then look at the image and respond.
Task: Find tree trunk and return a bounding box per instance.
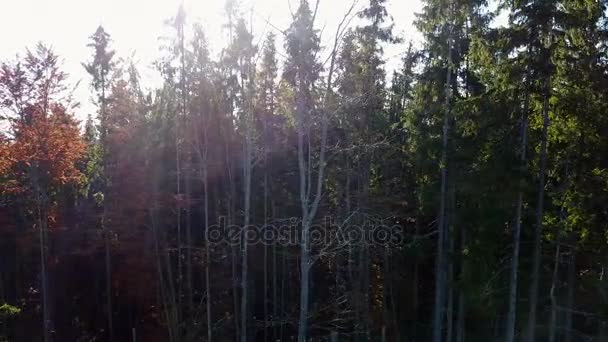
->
[104,218,113,342]
[263,112,270,342]
[550,193,568,342]
[412,191,421,340]
[564,248,576,342]
[505,88,530,342]
[150,200,177,342]
[272,200,278,341]
[296,13,340,338]
[359,157,371,342]
[298,218,311,342]
[226,139,240,341]
[99,74,114,342]
[526,76,551,342]
[446,182,456,342]
[186,156,193,320]
[432,12,453,342]
[456,226,466,342]
[38,192,51,342]
[175,18,186,330]
[240,94,253,342]
[548,234,561,342]
[202,129,212,342]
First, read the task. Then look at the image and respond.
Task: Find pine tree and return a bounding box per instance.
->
[83,25,116,342]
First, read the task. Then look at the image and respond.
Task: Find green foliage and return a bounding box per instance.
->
[2,1,608,341]
[0,304,20,317]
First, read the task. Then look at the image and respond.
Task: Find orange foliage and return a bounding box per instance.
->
[1,105,86,194]
[0,133,12,175]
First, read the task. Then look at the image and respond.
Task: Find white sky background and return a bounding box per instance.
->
[0,0,423,121]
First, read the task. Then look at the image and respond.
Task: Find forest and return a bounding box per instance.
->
[1,0,608,341]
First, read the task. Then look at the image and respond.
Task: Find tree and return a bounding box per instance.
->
[1,43,85,342]
[255,32,279,341]
[82,25,116,342]
[283,1,324,340]
[224,15,257,342]
[3,2,608,341]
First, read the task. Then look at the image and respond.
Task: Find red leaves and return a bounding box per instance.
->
[1,43,84,195]
[1,105,85,194]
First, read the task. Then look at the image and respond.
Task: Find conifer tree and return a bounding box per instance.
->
[83,25,116,342]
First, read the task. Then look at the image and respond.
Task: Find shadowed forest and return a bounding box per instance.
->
[1,0,608,341]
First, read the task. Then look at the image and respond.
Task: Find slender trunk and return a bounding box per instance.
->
[191,78,212,342]
[548,235,561,342]
[295,10,341,337]
[526,75,551,342]
[38,191,50,342]
[446,237,454,342]
[456,279,465,342]
[390,259,400,342]
[240,167,250,342]
[224,13,240,340]
[505,88,530,342]
[279,240,287,339]
[298,218,311,342]
[186,158,193,319]
[202,135,212,342]
[564,248,575,342]
[240,99,252,342]
[226,138,240,341]
[456,226,466,342]
[382,249,391,342]
[297,104,311,339]
[99,74,114,342]
[412,189,422,339]
[272,200,278,341]
[350,241,359,338]
[359,159,371,341]
[175,122,182,332]
[263,188,269,342]
[263,115,270,342]
[148,139,176,342]
[446,182,455,342]
[164,238,179,340]
[104,218,113,342]
[151,209,176,342]
[550,195,568,342]
[433,10,453,342]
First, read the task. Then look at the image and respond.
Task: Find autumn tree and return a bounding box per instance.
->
[0,43,85,342]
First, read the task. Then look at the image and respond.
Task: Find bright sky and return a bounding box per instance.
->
[0,0,423,121]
